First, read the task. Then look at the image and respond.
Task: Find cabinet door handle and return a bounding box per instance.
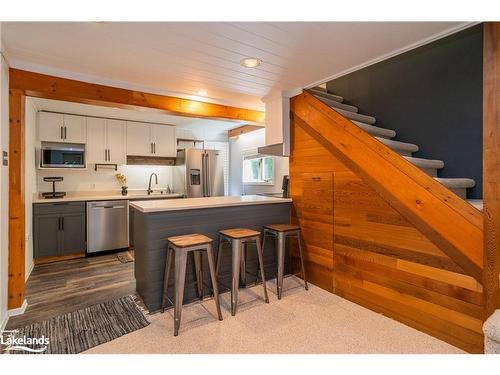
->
[312,177,321,181]
[64,126,67,139]
[153,143,156,154]
[61,217,64,231]
[108,149,111,161]
[151,143,153,154]
[58,217,61,230]
[60,126,64,139]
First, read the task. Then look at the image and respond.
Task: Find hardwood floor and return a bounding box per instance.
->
[6,253,136,329]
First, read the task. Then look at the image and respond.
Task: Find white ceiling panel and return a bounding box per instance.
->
[2,22,470,110]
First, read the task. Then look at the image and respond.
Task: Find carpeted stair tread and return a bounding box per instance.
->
[467,199,484,211]
[433,177,476,189]
[352,120,396,139]
[376,137,419,154]
[335,107,377,125]
[309,88,344,103]
[403,156,445,169]
[316,95,359,113]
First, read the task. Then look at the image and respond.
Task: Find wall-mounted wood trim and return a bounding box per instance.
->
[482,22,500,318]
[9,68,265,124]
[228,124,263,138]
[291,91,484,282]
[8,89,26,309]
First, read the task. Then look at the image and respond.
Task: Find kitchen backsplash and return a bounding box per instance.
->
[37,165,174,193]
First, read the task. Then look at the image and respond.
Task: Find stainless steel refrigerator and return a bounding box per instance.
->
[173,148,225,198]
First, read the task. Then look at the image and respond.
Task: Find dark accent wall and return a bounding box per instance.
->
[326,24,483,199]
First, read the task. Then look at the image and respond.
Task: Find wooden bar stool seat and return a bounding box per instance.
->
[263,224,300,232]
[219,228,261,239]
[216,228,269,316]
[262,223,308,299]
[168,233,213,248]
[161,233,223,336]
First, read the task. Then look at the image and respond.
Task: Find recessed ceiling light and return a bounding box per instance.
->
[197,90,207,96]
[240,57,262,68]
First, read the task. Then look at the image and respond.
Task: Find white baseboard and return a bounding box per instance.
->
[0,313,8,331]
[8,299,28,317]
[25,261,34,282]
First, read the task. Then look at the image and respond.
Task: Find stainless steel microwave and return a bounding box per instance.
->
[40,142,86,169]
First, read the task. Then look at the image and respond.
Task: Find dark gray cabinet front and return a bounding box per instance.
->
[34,214,61,258]
[33,202,86,260]
[60,213,86,255]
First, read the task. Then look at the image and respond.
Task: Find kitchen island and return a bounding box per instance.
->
[130,195,292,312]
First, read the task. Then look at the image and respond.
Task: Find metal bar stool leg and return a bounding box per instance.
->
[173,249,188,336]
[205,243,223,321]
[240,242,247,287]
[193,250,203,300]
[255,235,269,303]
[231,239,242,316]
[216,235,224,276]
[276,232,286,300]
[297,231,308,290]
[161,246,174,313]
[256,230,268,283]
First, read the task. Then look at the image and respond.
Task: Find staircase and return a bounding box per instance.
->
[309,86,482,209]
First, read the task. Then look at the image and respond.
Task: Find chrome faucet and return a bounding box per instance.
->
[147,173,158,195]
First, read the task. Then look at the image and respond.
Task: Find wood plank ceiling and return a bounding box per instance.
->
[2,22,466,109]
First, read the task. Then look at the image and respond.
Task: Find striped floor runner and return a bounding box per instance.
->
[6,295,150,354]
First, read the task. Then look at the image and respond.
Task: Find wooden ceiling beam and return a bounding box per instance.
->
[228,124,263,138]
[9,68,265,124]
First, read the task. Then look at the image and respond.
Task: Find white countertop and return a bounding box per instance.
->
[33,190,183,203]
[130,195,292,212]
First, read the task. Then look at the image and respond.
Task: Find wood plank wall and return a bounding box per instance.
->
[290,122,485,353]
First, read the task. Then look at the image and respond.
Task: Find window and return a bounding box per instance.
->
[242,154,274,184]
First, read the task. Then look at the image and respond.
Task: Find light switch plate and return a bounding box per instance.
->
[2,151,8,166]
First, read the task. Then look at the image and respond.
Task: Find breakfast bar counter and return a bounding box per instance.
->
[130,195,292,311]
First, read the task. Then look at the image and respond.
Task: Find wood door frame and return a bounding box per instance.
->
[7,68,264,309]
[483,22,500,318]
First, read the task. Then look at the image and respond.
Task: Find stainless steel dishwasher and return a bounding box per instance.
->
[87,200,129,253]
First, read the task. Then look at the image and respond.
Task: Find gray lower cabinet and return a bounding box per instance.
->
[33,202,86,260]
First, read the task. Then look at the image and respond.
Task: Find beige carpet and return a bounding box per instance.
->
[85,277,464,354]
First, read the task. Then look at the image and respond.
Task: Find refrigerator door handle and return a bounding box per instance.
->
[202,153,207,197]
[206,153,211,197]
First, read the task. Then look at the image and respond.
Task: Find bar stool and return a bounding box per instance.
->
[262,224,308,299]
[216,228,269,316]
[161,233,223,336]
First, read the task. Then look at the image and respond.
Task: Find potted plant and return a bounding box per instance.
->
[115,173,128,196]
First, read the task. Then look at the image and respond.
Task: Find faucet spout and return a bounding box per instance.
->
[147,173,158,195]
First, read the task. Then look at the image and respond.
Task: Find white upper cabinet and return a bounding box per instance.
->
[151,124,176,157]
[126,121,152,156]
[126,122,176,157]
[38,112,63,142]
[63,114,86,143]
[87,118,126,165]
[86,117,107,164]
[106,119,126,164]
[38,112,86,144]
